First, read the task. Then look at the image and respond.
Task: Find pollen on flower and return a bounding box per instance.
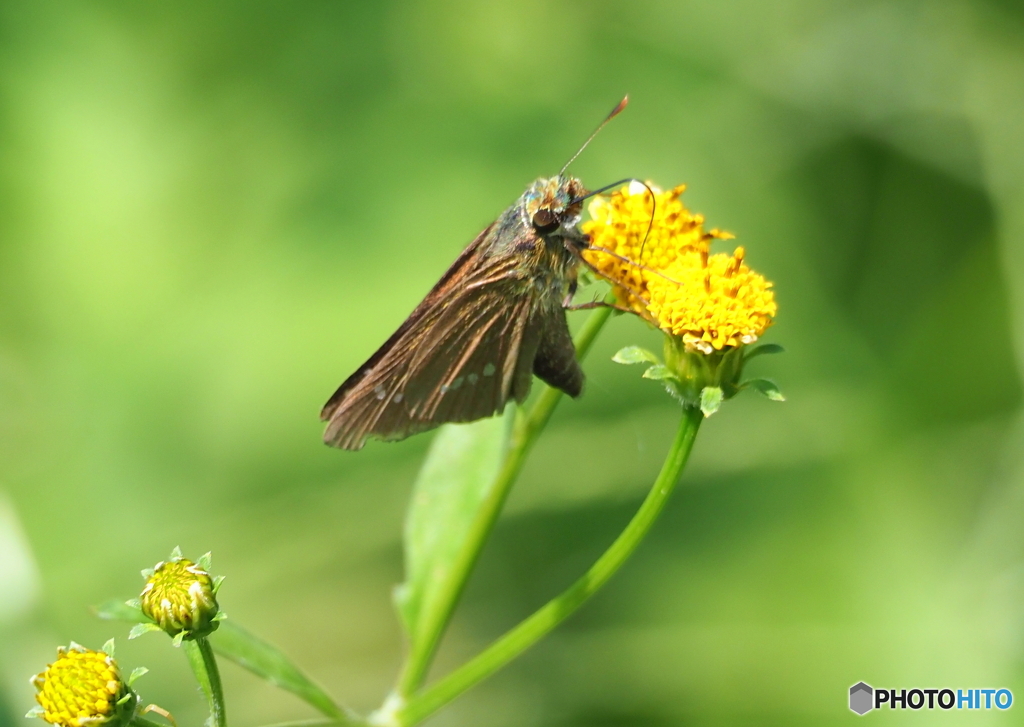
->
[581,181,733,313]
[582,182,775,352]
[32,645,125,727]
[647,245,777,352]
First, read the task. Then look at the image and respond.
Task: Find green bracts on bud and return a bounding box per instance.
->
[613,339,784,417]
[662,335,745,406]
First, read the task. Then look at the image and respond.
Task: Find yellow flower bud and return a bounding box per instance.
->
[30,644,133,727]
[140,554,220,639]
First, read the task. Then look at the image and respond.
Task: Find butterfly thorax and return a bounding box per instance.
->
[479,176,588,306]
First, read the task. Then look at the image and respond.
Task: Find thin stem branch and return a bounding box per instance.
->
[129,717,171,727]
[185,636,227,727]
[397,405,703,725]
[394,301,615,696]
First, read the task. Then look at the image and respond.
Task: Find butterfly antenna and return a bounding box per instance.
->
[559,95,628,177]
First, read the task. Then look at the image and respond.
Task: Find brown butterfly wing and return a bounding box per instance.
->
[321,225,545,450]
[321,224,494,419]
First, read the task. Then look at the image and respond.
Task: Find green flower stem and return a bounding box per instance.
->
[185,636,227,727]
[394,301,615,697]
[397,404,703,726]
[129,717,170,727]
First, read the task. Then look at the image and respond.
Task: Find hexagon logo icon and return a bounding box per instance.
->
[850,682,873,715]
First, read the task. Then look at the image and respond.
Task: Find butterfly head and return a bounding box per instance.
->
[522,176,587,234]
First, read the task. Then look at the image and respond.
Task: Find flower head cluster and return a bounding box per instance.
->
[139,550,221,640]
[647,246,777,353]
[582,181,776,352]
[30,644,131,727]
[586,181,783,415]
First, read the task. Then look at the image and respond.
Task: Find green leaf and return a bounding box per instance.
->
[128,623,161,640]
[170,546,183,560]
[744,343,785,360]
[96,599,145,622]
[745,378,786,401]
[95,598,348,720]
[394,408,514,639]
[26,706,44,718]
[700,386,724,417]
[612,345,660,365]
[171,632,186,648]
[128,667,149,686]
[641,365,675,381]
[198,551,213,571]
[210,621,348,720]
[101,638,116,657]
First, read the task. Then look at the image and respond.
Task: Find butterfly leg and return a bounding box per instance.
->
[566,298,634,314]
[562,276,578,308]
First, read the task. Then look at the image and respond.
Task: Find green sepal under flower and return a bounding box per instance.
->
[137,548,225,642]
[613,340,785,417]
[29,642,140,727]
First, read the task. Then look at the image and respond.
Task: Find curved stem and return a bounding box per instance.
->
[398,405,703,726]
[185,637,227,727]
[394,302,615,696]
[129,718,170,727]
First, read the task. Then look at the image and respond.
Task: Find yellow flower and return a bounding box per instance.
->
[648,246,777,353]
[31,645,128,727]
[591,181,783,415]
[582,181,775,352]
[140,554,220,639]
[582,181,734,315]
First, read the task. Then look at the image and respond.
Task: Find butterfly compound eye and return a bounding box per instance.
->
[532,209,558,231]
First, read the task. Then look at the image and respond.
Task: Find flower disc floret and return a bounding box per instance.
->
[140,557,219,638]
[32,645,127,727]
[647,246,777,352]
[582,181,733,313]
[583,181,775,352]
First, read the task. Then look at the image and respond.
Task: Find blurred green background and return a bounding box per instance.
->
[3,1,1024,725]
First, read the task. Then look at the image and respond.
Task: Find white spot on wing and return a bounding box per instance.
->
[374,385,386,400]
[468,374,479,385]
[483,363,496,377]
[451,377,464,390]
[394,393,403,403]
